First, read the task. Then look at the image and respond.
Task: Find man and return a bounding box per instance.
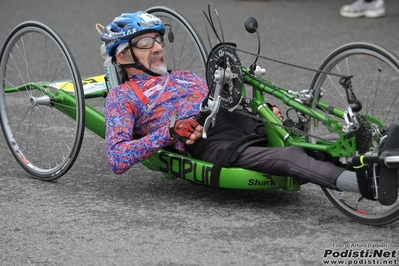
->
[102,11,398,205]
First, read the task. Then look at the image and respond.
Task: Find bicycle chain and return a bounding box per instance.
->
[210,46,366,144]
[219,46,369,143]
[234,47,348,78]
[225,104,335,143]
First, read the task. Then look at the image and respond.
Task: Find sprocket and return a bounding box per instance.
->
[345,114,374,155]
[206,43,243,109]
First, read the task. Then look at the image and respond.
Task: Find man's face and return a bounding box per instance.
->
[118,32,168,75]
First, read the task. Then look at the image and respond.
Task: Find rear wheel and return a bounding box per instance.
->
[0,21,85,181]
[146,6,208,78]
[309,42,399,225]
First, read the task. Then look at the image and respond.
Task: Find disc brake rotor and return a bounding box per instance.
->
[206,43,243,109]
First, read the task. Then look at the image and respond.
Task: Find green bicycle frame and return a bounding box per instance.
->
[242,67,358,158]
[6,66,368,191]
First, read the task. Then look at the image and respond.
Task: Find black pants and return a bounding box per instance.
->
[197,140,345,189]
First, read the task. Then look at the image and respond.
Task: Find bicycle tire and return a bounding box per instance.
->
[309,42,399,225]
[0,21,85,181]
[146,6,208,79]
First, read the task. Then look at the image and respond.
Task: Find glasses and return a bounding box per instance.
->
[131,35,165,50]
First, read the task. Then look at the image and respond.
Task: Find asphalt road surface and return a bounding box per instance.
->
[1,0,399,265]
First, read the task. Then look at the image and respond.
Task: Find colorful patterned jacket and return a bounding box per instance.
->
[105,70,208,174]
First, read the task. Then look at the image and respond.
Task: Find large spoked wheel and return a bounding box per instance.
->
[146,6,208,79]
[0,21,85,181]
[309,42,399,225]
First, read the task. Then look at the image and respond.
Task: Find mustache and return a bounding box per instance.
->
[148,54,164,65]
[148,53,168,75]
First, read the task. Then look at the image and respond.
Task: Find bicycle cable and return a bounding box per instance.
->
[230,47,359,143]
[202,4,348,79]
[201,4,354,143]
[234,47,348,79]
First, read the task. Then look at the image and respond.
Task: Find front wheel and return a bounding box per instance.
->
[309,42,399,225]
[0,21,85,181]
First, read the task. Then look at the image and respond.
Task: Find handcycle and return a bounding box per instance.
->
[1,5,399,226]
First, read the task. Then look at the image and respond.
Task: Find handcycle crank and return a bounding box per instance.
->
[201,95,221,139]
[200,43,244,138]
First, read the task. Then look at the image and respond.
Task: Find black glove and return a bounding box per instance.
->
[194,109,211,126]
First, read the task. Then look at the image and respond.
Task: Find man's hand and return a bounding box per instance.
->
[169,112,203,145]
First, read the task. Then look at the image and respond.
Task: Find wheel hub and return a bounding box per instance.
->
[29,95,51,107]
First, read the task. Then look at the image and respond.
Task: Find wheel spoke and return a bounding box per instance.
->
[309,43,399,225]
[0,21,85,180]
[146,6,207,79]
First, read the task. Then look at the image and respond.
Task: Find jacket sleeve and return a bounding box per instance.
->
[104,87,173,174]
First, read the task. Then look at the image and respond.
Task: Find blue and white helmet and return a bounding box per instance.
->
[101,11,165,56]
